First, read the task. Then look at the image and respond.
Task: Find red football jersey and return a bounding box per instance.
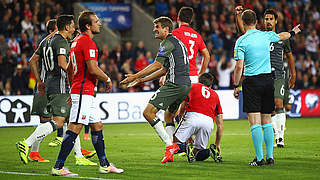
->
[172,25,207,76]
[70,33,98,96]
[185,83,222,121]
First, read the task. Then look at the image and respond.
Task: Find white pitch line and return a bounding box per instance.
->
[0,171,120,180]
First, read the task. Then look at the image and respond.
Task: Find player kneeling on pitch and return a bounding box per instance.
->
[173,73,224,163]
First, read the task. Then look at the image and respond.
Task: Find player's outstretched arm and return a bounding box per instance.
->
[128,67,167,88]
[199,48,210,75]
[141,66,167,83]
[278,24,301,41]
[215,114,223,153]
[235,6,245,35]
[120,61,162,85]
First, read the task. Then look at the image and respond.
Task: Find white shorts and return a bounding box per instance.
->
[174,112,214,150]
[190,76,199,83]
[69,94,100,125]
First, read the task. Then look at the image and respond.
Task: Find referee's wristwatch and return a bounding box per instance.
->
[234,84,240,88]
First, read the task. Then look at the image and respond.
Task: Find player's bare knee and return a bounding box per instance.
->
[53,117,65,128]
[90,122,103,131]
[68,122,83,134]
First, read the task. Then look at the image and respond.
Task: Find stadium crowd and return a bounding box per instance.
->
[1,0,319,96]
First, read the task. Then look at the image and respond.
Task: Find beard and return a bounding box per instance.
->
[265,25,273,31]
[92,30,100,34]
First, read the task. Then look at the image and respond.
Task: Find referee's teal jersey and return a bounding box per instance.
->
[234,29,280,76]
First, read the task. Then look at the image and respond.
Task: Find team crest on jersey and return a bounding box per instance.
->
[61,106,66,114]
[60,48,66,54]
[82,115,86,120]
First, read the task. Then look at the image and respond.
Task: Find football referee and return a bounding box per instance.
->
[233,9,301,166]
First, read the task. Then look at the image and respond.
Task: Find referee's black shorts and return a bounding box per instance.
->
[242,73,275,114]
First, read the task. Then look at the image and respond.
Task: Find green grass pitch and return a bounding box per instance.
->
[0,118,319,179]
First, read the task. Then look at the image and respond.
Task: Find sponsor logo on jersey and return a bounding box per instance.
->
[82,115,86,120]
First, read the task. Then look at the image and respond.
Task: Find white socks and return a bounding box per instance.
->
[153,122,172,147]
[25,121,55,147]
[165,126,175,142]
[271,112,286,144]
[278,112,286,143]
[73,135,83,158]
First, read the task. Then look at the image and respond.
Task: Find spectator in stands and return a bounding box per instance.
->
[3,79,12,96]
[0,13,11,37]
[23,3,32,20]
[134,53,148,72]
[295,71,304,90]
[32,15,41,34]
[0,35,9,56]
[20,32,33,57]
[309,75,320,89]
[8,34,20,57]
[134,40,146,60]
[305,30,319,61]
[100,45,109,64]
[303,74,310,89]
[122,41,134,62]
[10,15,22,35]
[0,54,4,83]
[121,58,134,75]
[110,44,123,70]
[21,16,34,37]
[217,54,235,89]
[12,64,29,95]
[145,51,153,64]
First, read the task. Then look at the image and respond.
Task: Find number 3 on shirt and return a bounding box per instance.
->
[188,40,195,60]
[201,86,210,99]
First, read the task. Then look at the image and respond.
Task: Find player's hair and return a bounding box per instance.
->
[57,15,74,31]
[78,10,96,32]
[241,9,256,26]
[264,9,278,20]
[46,19,56,33]
[178,7,193,24]
[153,16,173,32]
[199,73,214,87]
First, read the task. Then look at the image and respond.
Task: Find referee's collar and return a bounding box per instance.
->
[247,29,257,33]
